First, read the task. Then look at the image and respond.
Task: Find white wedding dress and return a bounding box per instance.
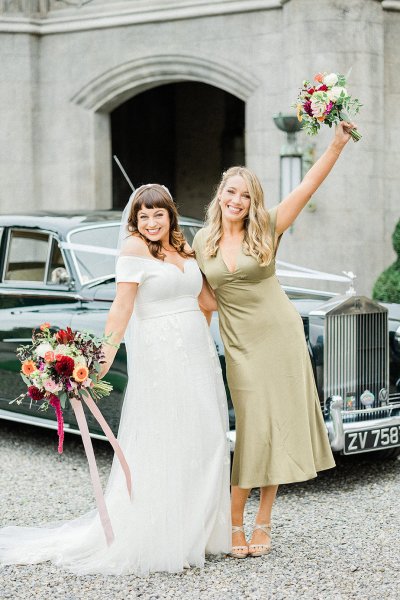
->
[0,255,231,576]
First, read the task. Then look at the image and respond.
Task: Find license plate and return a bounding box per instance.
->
[344,425,400,454]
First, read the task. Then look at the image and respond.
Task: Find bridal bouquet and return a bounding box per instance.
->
[295,71,362,141]
[14,324,113,453]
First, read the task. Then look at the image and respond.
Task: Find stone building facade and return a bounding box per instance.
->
[0,0,399,294]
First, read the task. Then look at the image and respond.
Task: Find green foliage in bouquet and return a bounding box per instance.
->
[373,219,400,303]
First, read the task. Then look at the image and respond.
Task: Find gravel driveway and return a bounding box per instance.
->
[0,421,399,600]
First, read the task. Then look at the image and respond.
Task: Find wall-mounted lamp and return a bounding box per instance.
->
[273,113,303,201]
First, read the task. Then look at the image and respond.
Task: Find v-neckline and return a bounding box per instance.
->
[219,244,242,275]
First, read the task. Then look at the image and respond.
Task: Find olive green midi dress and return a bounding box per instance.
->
[192,207,335,488]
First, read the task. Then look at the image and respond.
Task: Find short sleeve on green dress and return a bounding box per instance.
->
[192,229,205,274]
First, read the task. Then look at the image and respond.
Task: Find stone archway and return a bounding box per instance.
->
[110,82,245,216]
[70,54,259,210]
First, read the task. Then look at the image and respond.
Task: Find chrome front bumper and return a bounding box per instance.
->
[226,399,400,454]
[326,397,400,452]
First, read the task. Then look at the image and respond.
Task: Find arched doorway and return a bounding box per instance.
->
[111,82,245,218]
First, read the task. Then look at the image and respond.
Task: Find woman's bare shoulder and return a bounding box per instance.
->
[120,234,151,257]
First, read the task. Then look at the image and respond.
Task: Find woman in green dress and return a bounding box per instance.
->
[193,121,355,558]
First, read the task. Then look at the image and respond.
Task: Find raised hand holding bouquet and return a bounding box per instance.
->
[15,323,131,545]
[295,71,362,141]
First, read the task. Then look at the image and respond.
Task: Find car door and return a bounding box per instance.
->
[0,227,81,426]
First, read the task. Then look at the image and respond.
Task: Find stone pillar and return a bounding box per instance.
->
[278,0,385,295]
[0,33,38,212]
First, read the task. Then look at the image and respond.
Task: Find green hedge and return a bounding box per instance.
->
[373,219,400,303]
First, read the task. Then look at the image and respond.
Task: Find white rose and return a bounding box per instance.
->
[323,73,338,87]
[34,342,53,358]
[54,344,69,355]
[327,86,347,101]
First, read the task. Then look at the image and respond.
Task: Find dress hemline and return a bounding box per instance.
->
[231,461,336,489]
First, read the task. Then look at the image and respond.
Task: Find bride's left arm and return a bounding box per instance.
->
[275,121,356,235]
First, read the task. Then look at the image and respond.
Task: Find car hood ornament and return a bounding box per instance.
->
[343,271,357,295]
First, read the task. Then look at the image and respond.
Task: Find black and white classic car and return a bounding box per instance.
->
[0,212,399,457]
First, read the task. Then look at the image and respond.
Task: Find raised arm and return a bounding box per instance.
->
[275,121,356,235]
[100,282,138,378]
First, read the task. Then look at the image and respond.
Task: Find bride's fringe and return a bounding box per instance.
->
[204,166,274,266]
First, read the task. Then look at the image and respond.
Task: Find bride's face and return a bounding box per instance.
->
[137,205,171,243]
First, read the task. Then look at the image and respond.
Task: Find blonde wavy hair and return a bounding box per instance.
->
[204,166,274,266]
[127,184,194,260]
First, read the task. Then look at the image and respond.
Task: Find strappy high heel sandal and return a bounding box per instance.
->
[230,525,249,559]
[248,523,271,557]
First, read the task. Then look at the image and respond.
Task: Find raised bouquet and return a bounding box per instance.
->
[295,71,362,142]
[14,323,113,454]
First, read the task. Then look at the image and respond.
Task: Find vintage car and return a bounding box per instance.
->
[1,212,400,458]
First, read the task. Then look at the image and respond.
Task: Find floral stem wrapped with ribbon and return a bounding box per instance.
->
[295,71,362,142]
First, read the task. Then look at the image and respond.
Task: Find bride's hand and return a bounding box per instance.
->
[99,361,111,379]
[99,344,117,379]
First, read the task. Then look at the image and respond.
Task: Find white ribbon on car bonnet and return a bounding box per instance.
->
[59,242,353,284]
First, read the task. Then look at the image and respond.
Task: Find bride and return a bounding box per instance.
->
[0,184,231,576]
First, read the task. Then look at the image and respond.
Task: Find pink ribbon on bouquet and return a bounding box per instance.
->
[70,391,132,546]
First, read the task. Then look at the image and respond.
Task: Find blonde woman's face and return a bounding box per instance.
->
[219,175,251,223]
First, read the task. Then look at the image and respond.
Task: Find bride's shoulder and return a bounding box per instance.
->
[120,235,151,258]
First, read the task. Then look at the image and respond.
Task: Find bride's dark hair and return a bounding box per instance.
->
[127,184,195,260]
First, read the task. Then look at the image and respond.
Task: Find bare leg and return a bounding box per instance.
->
[249,485,278,551]
[231,485,251,555]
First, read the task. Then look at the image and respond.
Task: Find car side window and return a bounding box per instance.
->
[4,230,50,282]
[3,229,68,284]
[47,237,69,285]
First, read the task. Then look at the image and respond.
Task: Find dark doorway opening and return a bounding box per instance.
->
[111,82,245,219]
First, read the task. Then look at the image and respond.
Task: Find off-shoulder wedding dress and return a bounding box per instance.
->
[0,254,231,576]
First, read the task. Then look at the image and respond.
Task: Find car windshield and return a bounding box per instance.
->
[69,222,201,285]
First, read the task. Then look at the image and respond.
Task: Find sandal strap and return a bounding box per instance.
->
[231,545,248,552]
[253,524,271,536]
[232,525,245,534]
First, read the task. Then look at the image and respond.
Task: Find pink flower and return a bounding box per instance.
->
[44,380,61,393]
[44,350,55,363]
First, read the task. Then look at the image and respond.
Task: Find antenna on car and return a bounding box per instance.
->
[113,155,135,192]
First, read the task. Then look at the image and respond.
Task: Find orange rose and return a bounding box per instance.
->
[39,322,51,331]
[44,350,55,362]
[22,360,37,376]
[73,365,89,383]
[314,72,324,83]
